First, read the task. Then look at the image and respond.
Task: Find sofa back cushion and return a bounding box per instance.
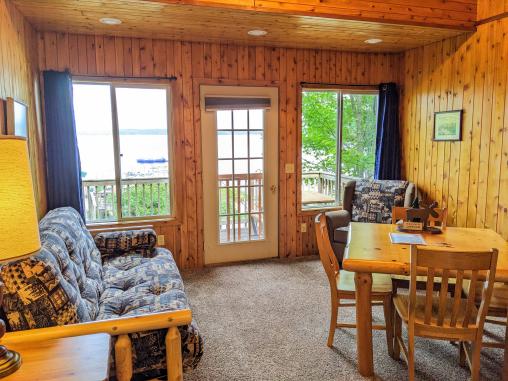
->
[351,180,408,224]
[0,207,104,330]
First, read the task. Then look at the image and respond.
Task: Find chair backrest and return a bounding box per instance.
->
[315,213,340,290]
[392,206,448,228]
[409,245,498,332]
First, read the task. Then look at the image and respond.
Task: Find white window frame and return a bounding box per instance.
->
[300,87,379,210]
[73,77,175,223]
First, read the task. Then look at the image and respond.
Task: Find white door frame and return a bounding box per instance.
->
[200,85,279,265]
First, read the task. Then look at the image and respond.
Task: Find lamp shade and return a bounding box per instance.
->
[0,136,41,261]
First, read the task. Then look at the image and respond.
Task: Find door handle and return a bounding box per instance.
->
[270,185,277,194]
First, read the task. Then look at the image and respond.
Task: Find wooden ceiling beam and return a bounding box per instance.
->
[148,0,476,30]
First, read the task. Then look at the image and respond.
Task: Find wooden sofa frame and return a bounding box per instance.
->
[3,308,192,381]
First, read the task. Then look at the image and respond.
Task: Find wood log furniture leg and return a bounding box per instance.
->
[354,272,374,376]
[115,334,133,381]
[166,326,183,381]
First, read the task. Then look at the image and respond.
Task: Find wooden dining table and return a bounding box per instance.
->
[342,222,508,378]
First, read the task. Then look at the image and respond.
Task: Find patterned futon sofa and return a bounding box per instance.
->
[0,207,203,380]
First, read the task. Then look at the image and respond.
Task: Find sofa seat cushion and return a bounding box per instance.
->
[98,248,187,319]
[333,227,349,243]
[351,180,408,224]
[98,248,204,377]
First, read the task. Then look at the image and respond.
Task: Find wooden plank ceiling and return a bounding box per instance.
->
[11,0,474,52]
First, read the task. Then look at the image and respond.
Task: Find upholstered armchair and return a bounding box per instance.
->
[325,179,417,265]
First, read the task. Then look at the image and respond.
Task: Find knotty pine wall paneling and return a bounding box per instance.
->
[38,31,400,269]
[0,0,46,217]
[478,0,508,21]
[400,19,508,240]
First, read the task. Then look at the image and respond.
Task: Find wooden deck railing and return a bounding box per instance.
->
[218,172,263,242]
[83,172,358,223]
[302,172,358,205]
[82,177,170,222]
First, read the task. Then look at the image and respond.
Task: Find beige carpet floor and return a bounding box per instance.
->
[181,258,504,381]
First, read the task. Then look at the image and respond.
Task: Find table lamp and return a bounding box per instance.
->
[0,136,41,378]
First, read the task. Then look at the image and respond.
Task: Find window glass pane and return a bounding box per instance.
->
[340,93,377,193]
[301,91,338,209]
[300,91,378,210]
[73,83,117,223]
[115,87,170,218]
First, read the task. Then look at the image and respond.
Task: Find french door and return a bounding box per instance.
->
[201,85,278,264]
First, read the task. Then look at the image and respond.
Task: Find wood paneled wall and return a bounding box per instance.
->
[400,19,508,240]
[0,0,46,217]
[478,0,508,20]
[37,31,400,268]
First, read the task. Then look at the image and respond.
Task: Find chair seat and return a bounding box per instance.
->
[393,294,478,326]
[337,271,392,294]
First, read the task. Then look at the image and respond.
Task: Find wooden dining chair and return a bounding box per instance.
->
[315,213,394,355]
[393,245,498,381]
[462,280,508,350]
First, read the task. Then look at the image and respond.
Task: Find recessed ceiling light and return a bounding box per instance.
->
[248,29,268,37]
[364,38,383,44]
[99,17,122,25]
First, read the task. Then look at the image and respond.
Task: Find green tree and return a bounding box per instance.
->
[302,91,377,178]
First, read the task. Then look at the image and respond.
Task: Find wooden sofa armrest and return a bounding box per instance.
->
[4,309,192,381]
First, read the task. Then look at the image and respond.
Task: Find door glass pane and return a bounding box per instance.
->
[217,109,265,244]
[217,131,232,159]
[73,83,117,223]
[301,91,338,209]
[115,87,170,218]
[249,130,263,158]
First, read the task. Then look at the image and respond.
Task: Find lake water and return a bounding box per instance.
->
[78,134,169,180]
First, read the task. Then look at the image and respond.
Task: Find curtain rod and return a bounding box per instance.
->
[300,81,378,87]
[73,74,178,81]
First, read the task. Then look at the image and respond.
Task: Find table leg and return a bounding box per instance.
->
[354,272,374,376]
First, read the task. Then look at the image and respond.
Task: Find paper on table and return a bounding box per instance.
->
[389,232,427,245]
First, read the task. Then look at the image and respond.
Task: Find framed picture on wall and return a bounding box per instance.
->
[6,97,28,138]
[433,110,462,141]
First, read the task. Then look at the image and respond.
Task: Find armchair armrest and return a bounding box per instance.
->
[94,229,157,257]
[325,210,351,230]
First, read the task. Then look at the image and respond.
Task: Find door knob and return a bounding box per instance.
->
[270,185,277,193]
